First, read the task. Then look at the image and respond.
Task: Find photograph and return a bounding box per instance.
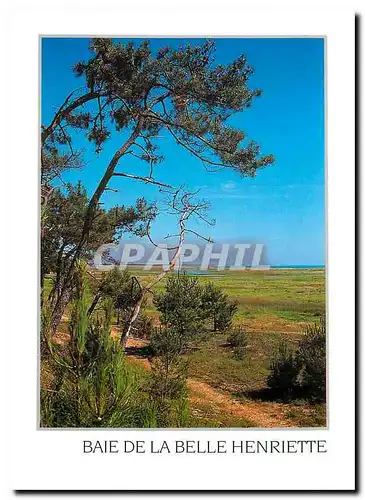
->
[40,36,326,429]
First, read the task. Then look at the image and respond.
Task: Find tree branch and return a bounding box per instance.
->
[42,90,101,146]
[112,172,173,189]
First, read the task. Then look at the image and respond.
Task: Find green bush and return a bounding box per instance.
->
[227,328,248,348]
[149,326,187,400]
[201,282,238,332]
[154,273,207,347]
[40,263,145,428]
[148,326,189,426]
[154,274,238,344]
[133,312,154,339]
[151,326,183,358]
[267,341,300,396]
[226,328,248,360]
[266,317,326,401]
[298,318,326,401]
[215,303,238,331]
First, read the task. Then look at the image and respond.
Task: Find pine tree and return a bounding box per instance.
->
[201,281,238,331]
[40,262,142,427]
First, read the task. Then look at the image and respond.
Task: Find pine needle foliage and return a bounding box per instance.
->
[148,326,189,427]
[266,317,326,401]
[40,262,144,427]
[227,327,248,360]
[267,341,300,396]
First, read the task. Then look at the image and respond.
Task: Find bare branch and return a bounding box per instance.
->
[112,172,173,189]
[183,229,213,242]
[120,185,215,347]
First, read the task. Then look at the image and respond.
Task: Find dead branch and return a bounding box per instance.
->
[112,172,173,189]
[120,188,214,347]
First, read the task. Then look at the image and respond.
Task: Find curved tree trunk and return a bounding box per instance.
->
[120,297,144,348]
[48,122,144,333]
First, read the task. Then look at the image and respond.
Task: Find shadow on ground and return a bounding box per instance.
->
[233,387,324,404]
[125,345,154,358]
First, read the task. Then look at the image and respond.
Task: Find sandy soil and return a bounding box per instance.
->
[123,333,297,429]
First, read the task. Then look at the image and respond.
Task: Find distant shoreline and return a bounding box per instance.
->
[87,262,325,272]
[88,264,325,271]
[271,265,325,269]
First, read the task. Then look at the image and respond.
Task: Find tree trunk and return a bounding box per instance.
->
[46,121,144,333]
[88,294,101,316]
[51,286,72,333]
[120,296,143,348]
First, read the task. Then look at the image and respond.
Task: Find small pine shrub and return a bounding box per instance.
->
[40,262,146,428]
[148,327,187,402]
[133,312,154,340]
[148,326,189,426]
[154,273,207,346]
[267,341,300,397]
[135,398,159,428]
[298,318,326,401]
[266,318,326,402]
[148,357,187,400]
[150,326,183,358]
[227,328,248,348]
[201,282,238,332]
[201,281,238,332]
[173,392,190,428]
[215,302,238,331]
[227,328,248,360]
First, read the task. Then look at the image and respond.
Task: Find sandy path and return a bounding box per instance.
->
[123,333,297,429]
[53,328,296,428]
[187,379,297,428]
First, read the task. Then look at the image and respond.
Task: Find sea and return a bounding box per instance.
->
[271,265,325,269]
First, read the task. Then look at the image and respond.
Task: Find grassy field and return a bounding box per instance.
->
[126,267,325,332]
[44,267,326,428]
[132,266,326,427]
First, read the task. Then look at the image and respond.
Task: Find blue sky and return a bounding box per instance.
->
[42,37,325,266]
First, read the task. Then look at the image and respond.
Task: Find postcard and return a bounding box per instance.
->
[4,1,356,492]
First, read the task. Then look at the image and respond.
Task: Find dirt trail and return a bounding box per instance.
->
[53,327,297,428]
[187,379,297,428]
[123,334,297,429]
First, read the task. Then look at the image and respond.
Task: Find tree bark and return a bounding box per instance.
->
[120,297,143,348]
[88,294,101,316]
[51,286,72,333]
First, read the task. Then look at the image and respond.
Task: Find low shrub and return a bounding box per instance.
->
[227,328,248,360]
[267,341,300,396]
[298,318,326,401]
[133,312,154,339]
[147,326,189,426]
[227,328,248,348]
[266,317,326,401]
